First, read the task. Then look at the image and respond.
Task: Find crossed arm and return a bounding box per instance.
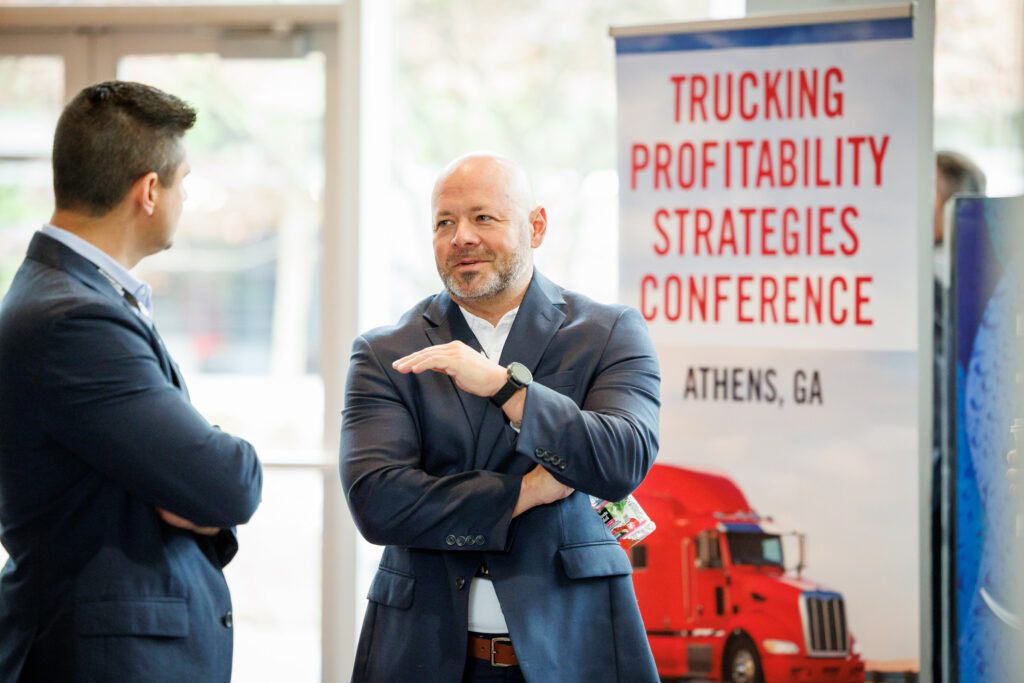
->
[391,342,574,517]
[40,303,263,536]
[340,307,660,550]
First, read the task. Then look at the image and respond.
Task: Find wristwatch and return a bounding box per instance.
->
[490,361,532,407]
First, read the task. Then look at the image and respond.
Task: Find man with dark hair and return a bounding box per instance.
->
[52,81,198,217]
[0,81,262,682]
[341,153,660,682]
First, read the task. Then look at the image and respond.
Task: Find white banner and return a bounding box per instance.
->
[617,13,920,667]
[618,24,916,351]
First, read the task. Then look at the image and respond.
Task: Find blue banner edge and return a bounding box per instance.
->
[614,17,912,55]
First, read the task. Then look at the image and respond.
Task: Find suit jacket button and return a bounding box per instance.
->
[535,447,545,457]
[456,576,466,590]
[456,536,466,546]
[222,611,233,628]
[475,535,485,545]
[446,534,456,546]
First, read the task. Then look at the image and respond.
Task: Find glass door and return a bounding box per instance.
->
[0,37,84,296]
[110,32,334,683]
[0,10,346,682]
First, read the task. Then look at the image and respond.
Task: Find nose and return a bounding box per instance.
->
[451,218,480,247]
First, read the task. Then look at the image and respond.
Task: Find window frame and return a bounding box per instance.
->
[0,6,363,680]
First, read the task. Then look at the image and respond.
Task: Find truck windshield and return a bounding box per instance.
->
[726,532,784,567]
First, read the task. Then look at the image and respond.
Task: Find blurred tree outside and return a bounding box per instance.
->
[934,0,1024,195]
[122,53,325,376]
[0,56,63,296]
[383,0,737,322]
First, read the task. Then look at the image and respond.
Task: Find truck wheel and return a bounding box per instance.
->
[725,639,764,683]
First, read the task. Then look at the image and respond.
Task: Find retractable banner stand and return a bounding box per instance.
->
[614,5,920,670]
[949,196,1024,683]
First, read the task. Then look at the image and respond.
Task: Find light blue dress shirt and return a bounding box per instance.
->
[40,224,155,328]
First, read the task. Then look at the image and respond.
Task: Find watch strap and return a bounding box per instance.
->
[490,379,521,407]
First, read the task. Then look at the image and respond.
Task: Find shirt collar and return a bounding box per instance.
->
[459,306,519,333]
[40,224,153,313]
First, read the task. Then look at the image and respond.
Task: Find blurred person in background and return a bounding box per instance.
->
[934,151,987,276]
[0,81,262,682]
[340,153,661,682]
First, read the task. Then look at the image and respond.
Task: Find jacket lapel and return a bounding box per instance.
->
[27,232,186,396]
[496,270,566,371]
[423,291,488,441]
[28,232,132,313]
[475,270,566,469]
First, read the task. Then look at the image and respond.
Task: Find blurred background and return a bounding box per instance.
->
[0,1,1021,681]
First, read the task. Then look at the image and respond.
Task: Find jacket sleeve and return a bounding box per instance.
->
[340,334,522,551]
[38,303,263,529]
[514,307,661,502]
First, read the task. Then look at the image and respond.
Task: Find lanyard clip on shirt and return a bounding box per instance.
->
[96,267,154,327]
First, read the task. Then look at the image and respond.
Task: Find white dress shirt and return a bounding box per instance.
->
[459,305,519,635]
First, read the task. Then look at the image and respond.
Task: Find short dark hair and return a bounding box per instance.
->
[936,150,986,202]
[52,81,196,216]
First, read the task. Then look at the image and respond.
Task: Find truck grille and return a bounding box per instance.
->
[799,592,849,657]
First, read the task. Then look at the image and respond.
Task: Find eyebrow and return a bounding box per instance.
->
[435,206,493,216]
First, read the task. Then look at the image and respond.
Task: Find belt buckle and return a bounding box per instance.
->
[490,636,512,667]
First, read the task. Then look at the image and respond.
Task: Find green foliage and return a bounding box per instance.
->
[394,0,698,172]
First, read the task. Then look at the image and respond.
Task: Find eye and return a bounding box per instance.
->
[476,214,494,223]
[434,218,454,231]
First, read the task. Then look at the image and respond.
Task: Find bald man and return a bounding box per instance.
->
[340,154,661,682]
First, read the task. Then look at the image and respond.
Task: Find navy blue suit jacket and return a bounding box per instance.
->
[341,271,661,682]
[0,233,263,682]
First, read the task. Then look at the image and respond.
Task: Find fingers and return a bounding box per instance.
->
[156,507,219,536]
[392,341,467,375]
[392,342,506,398]
[530,464,575,504]
[514,465,576,518]
[157,507,192,528]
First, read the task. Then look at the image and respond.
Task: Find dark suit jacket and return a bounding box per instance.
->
[340,271,661,682]
[0,233,263,682]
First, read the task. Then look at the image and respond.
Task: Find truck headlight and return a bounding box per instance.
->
[763,639,800,655]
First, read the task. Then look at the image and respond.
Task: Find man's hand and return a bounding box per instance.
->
[513,464,574,518]
[156,507,219,536]
[393,341,506,397]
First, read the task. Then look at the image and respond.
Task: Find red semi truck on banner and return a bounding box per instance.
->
[627,464,865,683]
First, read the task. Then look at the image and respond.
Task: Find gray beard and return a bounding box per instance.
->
[439,244,530,302]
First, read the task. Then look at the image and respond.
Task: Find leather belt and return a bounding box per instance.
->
[468,634,518,667]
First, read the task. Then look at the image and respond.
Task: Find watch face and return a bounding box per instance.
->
[508,361,533,387]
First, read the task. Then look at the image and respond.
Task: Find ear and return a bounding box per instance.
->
[528,206,547,248]
[134,171,160,217]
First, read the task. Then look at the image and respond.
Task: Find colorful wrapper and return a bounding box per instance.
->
[590,494,656,547]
